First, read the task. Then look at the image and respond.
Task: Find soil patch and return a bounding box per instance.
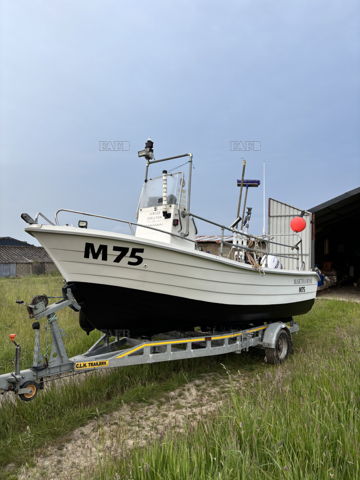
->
[17,372,245,480]
[317,286,360,303]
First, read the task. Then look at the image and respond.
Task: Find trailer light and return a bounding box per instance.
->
[78,220,88,229]
[173,219,179,226]
[9,334,17,342]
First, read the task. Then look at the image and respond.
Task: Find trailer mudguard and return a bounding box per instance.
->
[261,322,289,349]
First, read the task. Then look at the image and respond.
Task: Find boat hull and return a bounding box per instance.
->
[69,281,315,336]
[25,225,318,336]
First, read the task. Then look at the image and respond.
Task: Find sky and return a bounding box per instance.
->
[0,0,359,243]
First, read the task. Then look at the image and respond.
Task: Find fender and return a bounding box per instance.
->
[262,322,290,349]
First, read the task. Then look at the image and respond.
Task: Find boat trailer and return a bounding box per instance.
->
[0,292,299,401]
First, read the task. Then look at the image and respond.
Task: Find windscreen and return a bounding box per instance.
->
[138,172,186,210]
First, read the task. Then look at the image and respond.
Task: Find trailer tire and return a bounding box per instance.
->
[19,381,39,402]
[265,329,292,364]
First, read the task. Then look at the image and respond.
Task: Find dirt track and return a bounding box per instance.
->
[16,373,237,480]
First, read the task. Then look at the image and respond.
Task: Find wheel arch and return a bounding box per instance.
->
[262,322,290,349]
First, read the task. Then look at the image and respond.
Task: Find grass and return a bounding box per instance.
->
[91,299,360,480]
[0,276,359,479]
[0,274,270,478]
[0,275,99,374]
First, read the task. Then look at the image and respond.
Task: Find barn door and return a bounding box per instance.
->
[32,262,45,275]
[0,263,16,277]
[268,198,313,271]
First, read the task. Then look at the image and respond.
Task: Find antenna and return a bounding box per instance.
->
[262,161,266,235]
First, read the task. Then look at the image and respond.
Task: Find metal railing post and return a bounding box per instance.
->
[236,159,246,219]
[185,153,193,236]
[220,227,224,256]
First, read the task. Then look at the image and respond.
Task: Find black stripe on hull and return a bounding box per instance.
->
[67,282,315,336]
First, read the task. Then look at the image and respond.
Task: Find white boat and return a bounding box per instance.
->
[23,140,318,336]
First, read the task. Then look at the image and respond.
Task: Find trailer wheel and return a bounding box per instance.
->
[265,329,292,364]
[19,381,39,402]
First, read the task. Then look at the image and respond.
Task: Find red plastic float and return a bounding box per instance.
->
[290,216,306,232]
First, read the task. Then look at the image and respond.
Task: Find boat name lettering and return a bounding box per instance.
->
[84,242,144,266]
[299,286,306,293]
[294,278,312,284]
[75,360,109,370]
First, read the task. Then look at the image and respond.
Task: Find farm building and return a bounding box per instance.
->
[196,235,232,255]
[0,237,58,277]
[310,187,360,287]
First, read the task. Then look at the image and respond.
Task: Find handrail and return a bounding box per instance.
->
[263,233,304,268]
[54,209,197,244]
[54,208,304,269]
[188,212,304,268]
[34,212,55,225]
[188,212,302,251]
[220,240,300,262]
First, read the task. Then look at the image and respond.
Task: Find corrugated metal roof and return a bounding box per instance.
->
[310,187,360,235]
[309,187,360,233]
[309,187,360,213]
[0,237,31,246]
[0,246,52,264]
[196,235,233,244]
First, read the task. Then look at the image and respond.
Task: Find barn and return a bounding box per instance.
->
[197,186,360,291]
[0,237,58,277]
[310,187,360,287]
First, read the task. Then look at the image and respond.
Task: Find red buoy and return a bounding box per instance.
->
[290,216,306,233]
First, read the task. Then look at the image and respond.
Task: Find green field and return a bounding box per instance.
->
[0,275,359,479]
[0,275,99,374]
[92,299,360,480]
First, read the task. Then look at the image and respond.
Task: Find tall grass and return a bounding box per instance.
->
[93,300,360,480]
[0,275,98,374]
[0,276,359,479]
[0,342,266,478]
[0,275,266,477]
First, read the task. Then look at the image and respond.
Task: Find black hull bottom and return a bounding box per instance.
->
[67,282,315,337]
